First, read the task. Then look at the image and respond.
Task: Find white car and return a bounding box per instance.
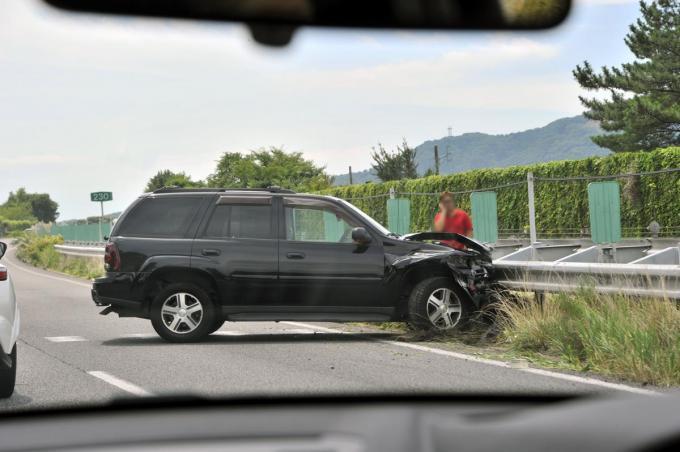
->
[0,242,19,398]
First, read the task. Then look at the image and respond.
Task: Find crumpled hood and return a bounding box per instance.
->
[386,248,458,269]
[399,232,492,260]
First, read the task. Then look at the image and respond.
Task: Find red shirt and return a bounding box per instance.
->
[434,209,473,249]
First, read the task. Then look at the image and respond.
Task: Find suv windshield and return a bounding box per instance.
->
[336,198,393,237]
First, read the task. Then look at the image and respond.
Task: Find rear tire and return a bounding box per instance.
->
[407,277,471,332]
[0,345,17,399]
[150,283,217,343]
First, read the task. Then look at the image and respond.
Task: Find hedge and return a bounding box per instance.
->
[321,147,680,236]
[0,217,34,235]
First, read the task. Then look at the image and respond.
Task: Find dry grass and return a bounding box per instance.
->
[498,288,680,386]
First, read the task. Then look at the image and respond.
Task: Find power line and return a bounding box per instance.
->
[534,167,680,182]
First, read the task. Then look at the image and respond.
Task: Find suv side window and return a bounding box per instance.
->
[283,197,359,243]
[203,198,272,239]
[116,196,203,238]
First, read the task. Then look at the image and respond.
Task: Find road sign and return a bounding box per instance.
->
[91,192,113,202]
[91,192,113,241]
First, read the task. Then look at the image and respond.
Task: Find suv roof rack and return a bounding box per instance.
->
[152,186,296,194]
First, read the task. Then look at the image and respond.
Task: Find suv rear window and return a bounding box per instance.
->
[116,196,203,238]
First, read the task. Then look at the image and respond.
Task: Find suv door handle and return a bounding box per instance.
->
[201,249,221,256]
[286,252,305,259]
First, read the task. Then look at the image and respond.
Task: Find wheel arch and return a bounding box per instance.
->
[142,267,220,315]
[398,261,472,316]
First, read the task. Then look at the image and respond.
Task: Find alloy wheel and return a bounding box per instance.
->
[161,292,204,334]
[426,287,462,330]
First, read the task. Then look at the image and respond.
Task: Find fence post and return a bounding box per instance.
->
[527,172,537,244]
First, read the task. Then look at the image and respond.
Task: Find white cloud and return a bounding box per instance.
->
[290,37,564,110]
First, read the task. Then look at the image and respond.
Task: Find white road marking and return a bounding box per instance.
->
[281,321,660,396]
[284,328,318,334]
[3,254,92,288]
[45,336,88,342]
[88,371,154,397]
[213,330,246,336]
[282,321,350,334]
[121,333,158,339]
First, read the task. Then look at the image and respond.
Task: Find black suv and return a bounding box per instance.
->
[92,188,495,342]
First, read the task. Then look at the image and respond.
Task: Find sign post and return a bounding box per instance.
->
[90,192,113,241]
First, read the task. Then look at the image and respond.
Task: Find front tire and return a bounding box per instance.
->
[150,283,217,343]
[407,277,470,332]
[0,345,17,399]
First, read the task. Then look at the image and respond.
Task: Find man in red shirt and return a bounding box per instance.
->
[433,191,473,249]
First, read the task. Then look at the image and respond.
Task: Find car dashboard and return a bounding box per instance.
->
[0,394,678,452]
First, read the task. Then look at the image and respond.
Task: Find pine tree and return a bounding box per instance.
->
[573,0,679,152]
[370,139,418,182]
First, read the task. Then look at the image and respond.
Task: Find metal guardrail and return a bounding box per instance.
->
[54,240,680,299]
[54,243,105,257]
[495,243,680,299]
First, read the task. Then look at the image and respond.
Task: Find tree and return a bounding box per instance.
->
[207,148,333,192]
[30,194,59,223]
[144,170,204,192]
[1,188,58,223]
[5,188,32,206]
[370,139,418,181]
[573,0,680,152]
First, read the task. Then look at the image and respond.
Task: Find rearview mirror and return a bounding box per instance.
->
[351,227,372,245]
[43,0,571,46]
[0,242,6,260]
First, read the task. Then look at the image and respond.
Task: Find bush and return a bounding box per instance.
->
[15,233,104,279]
[499,289,680,386]
[321,147,680,235]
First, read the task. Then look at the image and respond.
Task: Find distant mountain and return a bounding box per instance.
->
[333,115,608,185]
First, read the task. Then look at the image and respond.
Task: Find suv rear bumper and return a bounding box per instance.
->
[92,275,147,318]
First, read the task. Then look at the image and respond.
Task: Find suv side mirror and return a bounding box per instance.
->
[0,242,6,260]
[351,227,372,245]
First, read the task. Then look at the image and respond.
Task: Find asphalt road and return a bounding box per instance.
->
[0,246,658,411]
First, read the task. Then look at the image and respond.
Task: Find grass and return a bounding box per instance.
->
[364,289,680,387]
[497,288,680,387]
[14,233,104,280]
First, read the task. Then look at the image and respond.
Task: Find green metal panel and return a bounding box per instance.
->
[323,211,346,242]
[51,222,112,242]
[387,198,410,235]
[470,191,498,244]
[588,181,621,244]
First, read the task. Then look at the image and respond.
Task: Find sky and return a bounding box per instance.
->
[0,0,642,220]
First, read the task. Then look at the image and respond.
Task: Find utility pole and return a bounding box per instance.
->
[348,166,353,185]
[527,172,537,244]
[99,200,104,243]
[433,145,440,175]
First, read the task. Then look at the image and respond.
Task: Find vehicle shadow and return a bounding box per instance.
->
[101,332,397,347]
[0,392,34,409]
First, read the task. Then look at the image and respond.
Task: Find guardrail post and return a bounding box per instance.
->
[527,172,537,244]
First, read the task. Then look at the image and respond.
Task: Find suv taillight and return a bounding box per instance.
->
[104,242,121,272]
[0,268,6,281]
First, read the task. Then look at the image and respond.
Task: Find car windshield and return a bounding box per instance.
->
[0,0,679,416]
